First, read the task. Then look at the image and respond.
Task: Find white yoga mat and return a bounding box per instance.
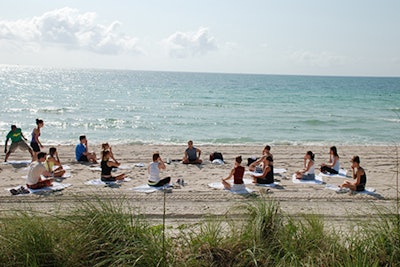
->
[255,182,279,188]
[2,160,31,165]
[325,183,377,195]
[84,177,131,185]
[129,184,171,193]
[319,168,347,178]
[7,182,72,195]
[89,165,131,171]
[208,182,253,194]
[292,174,324,184]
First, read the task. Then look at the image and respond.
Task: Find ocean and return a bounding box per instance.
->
[1,65,399,146]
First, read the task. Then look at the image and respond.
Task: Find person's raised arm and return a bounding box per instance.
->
[158,156,166,170]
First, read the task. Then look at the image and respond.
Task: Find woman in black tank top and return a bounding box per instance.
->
[339,156,366,191]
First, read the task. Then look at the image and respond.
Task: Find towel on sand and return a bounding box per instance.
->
[84,177,131,185]
[7,182,72,195]
[129,184,172,193]
[325,183,377,195]
[208,181,253,194]
[292,174,324,184]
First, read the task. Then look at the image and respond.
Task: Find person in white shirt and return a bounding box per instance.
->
[26,152,53,189]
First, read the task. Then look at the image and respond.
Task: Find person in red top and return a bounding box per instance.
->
[221,156,245,190]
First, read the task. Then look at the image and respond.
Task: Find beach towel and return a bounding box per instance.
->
[254,182,279,188]
[2,160,31,165]
[207,182,253,194]
[129,184,172,193]
[325,184,377,195]
[292,174,324,185]
[319,168,347,178]
[7,182,72,195]
[84,177,131,186]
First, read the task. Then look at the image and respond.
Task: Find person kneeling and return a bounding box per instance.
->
[101,150,125,182]
[26,152,54,189]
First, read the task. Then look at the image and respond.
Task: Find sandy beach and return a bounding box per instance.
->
[1,144,399,229]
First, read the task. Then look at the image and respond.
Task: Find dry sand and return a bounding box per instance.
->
[1,144,399,229]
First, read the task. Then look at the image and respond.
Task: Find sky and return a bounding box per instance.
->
[0,0,399,76]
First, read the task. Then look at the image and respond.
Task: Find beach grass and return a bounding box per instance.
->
[0,197,399,266]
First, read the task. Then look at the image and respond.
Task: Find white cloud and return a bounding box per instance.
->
[289,50,346,68]
[0,7,141,55]
[163,27,217,58]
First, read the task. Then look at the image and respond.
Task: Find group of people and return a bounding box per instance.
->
[4,119,44,162]
[222,145,367,192]
[4,123,367,192]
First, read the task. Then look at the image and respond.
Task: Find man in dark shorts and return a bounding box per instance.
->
[75,135,97,163]
[4,125,34,162]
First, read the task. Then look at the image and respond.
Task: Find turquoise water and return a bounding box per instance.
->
[1,65,399,145]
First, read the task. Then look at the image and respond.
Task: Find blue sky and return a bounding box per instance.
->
[0,0,399,76]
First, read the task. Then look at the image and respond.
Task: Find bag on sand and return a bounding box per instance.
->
[209,152,224,162]
[247,157,258,166]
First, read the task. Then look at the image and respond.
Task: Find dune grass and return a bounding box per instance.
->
[0,196,399,266]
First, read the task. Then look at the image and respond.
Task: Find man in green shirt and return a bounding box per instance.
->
[4,125,33,162]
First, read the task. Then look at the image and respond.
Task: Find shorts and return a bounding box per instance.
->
[101,176,116,182]
[30,142,40,152]
[9,141,31,153]
[78,155,89,162]
[27,180,52,189]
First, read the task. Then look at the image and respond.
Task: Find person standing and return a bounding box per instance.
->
[4,125,33,162]
[31,119,44,160]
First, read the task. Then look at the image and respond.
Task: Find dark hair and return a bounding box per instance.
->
[49,147,56,156]
[79,135,86,141]
[235,156,242,164]
[330,146,339,157]
[306,151,315,161]
[264,145,271,151]
[37,152,46,160]
[153,153,160,161]
[11,125,16,130]
[36,118,44,125]
[351,155,360,164]
[266,156,273,162]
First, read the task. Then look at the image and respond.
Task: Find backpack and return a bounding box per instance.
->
[209,152,224,162]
